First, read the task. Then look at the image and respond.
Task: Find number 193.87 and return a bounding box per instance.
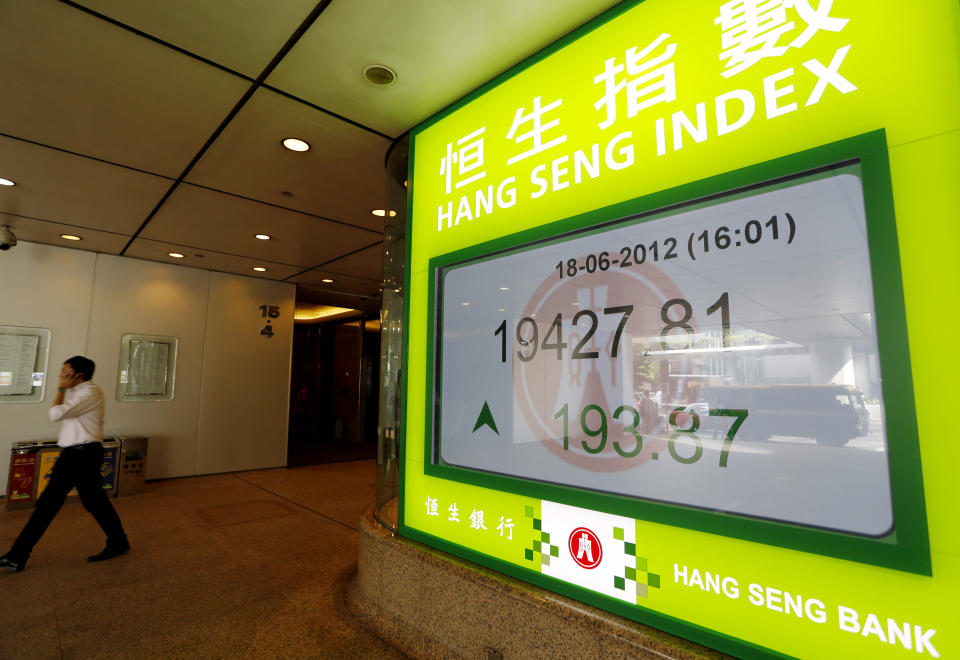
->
[553,403,748,468]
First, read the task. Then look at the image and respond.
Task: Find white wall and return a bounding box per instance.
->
[86,255,211,479]
[0,242,294,493]
[0,245,97,453]
[197,272,293,474]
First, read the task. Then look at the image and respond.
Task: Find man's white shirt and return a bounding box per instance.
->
[49,381,104,447]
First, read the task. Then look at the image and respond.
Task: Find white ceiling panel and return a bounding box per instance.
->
[267,0,623,136]
[124,238,304,281]
[0,135,171,235]
[0,0,249,177]
[72,0,318,78]
[186,88,390,231]
[142,184,382,267]
[3,222,128,256]
[0,0,630,310]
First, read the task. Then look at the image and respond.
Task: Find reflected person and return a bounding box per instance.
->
[1,356,129,573]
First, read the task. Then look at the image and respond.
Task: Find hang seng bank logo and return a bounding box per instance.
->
[568,527,603,569]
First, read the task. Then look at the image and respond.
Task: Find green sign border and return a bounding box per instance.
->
[407,129,928,577]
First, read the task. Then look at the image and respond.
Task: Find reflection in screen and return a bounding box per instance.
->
[435,166,894,537]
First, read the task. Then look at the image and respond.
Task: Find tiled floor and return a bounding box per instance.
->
[0,459,406,659]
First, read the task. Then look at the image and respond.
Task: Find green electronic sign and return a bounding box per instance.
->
[400,1,960,657]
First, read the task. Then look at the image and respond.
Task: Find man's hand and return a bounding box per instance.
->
[54,365,82,406]
[58,373,80,390]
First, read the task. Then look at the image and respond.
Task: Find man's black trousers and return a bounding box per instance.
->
[8,443,127,562]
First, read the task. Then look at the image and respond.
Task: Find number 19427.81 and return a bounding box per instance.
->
[493,292,732,362]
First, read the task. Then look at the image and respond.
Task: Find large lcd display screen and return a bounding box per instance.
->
[435,164,892,536]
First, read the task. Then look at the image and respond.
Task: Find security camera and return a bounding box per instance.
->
[0,225,16,251]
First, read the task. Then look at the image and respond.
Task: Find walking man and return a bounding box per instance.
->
[1,356,129,572]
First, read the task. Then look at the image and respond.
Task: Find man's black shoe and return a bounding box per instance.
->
[87,541,130,563]
[0,554,26,572]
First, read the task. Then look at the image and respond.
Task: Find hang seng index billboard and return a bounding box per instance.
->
[401,1,960,657]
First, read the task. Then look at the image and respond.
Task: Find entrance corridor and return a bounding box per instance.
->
[0,460,406,659]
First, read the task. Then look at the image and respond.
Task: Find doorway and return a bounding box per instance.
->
[288,313,380,466]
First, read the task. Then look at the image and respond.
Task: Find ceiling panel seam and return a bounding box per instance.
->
[133,238,304,269]
[181,182,384,235]
[61,0,256,81]
[296,289,379,303]
[0,127,382,235]
[118,0,339,255]
[319,270,381,285]
[61,0,389,140]
[0,131,176,181]
[121,254,291,283]
[283,239,384,281]
[0,211,131,237]
[260,85,393,141]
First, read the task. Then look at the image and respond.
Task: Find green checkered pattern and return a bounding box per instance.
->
[523,505,559,567]
[612,526,660,600]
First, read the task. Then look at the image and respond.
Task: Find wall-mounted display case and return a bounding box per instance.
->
[0,326,51,404]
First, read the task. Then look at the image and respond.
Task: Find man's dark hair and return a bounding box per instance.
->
[65,356,95,381]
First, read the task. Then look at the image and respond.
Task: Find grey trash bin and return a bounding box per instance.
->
[116,436,148,497]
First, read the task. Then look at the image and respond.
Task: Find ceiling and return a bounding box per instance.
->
[0,0,621,312]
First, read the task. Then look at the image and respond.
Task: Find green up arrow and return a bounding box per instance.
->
[472,401,499,435]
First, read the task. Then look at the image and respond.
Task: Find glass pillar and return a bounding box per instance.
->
[374,138,407,531]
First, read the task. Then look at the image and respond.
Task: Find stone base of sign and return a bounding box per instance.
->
[354,505,728,660]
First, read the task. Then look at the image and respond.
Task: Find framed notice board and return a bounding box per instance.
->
[400,1,959,658]
[0,326,51,403]
[117,334,178,402]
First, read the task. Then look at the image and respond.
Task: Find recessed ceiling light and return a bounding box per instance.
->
[0,178,15,187]
[253,267,267,272]
[371,209,397,217]
[461,302,471,307]
[321,278,334,283]
[255,234,271,240]
[168,252,184,259]
[60,234,82,241]
[282,138,310,152]
[499,287,509,291]
[363,64,397,86]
